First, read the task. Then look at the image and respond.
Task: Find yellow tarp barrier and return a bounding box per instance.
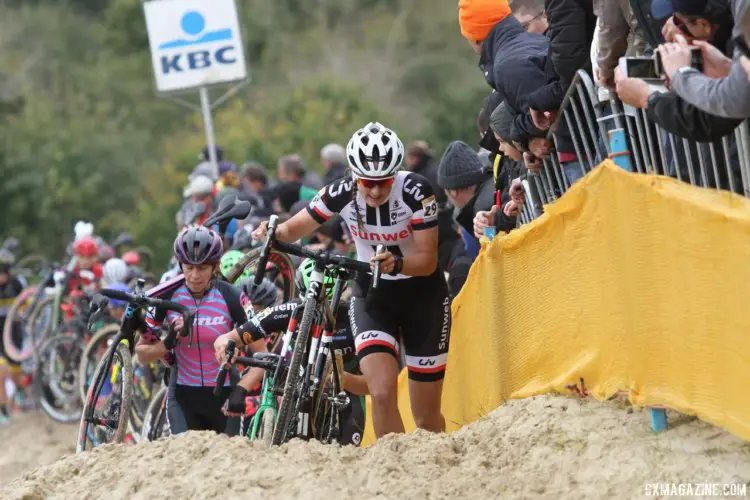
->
[362,161,750,446]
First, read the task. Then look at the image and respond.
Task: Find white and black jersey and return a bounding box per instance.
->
[306,171,439,280]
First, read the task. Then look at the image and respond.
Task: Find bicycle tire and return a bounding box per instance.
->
[35,333,84,423]
[13,255,49,279]
[257,409,274,446]
[2,287,37,363]
[76,342,134,453]
[78,324,120,402]
[227,247,297,302]
[312,355,335,442]
[272,297,317,445]
[28,294,56,360]
[140,385,168,442]
[129,359,156,435]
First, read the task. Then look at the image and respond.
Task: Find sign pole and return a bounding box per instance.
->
[199,86,219,180]
[143,0,250,181]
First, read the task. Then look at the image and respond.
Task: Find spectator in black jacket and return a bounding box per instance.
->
[474,102,526,237]
[458,0,589,186]
[614,0,741,189]
[405,140,463,272]
[527,0,596,129]
[437,141,496,257]
[614,0,739,142]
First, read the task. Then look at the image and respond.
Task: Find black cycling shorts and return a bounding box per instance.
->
[166,368,240,436]
[349,270,451,382]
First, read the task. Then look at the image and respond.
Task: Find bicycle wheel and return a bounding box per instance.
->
[254,409,275,446]
[78,324,120,403]
[13,255,49,283]
[76,342,134,453]
[129,359,158,435]
[34,331,84,423]
[312,355,337,443]
[272,297,317,445]
[229,248,296,302]
[141,385,169,442]
[28,294,57,359]
[2,287,37,363]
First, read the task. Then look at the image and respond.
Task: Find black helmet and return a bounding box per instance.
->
[240,278,278,310]
[173,226,224,265]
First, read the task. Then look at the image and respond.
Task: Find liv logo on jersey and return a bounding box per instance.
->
[158,11,236,74]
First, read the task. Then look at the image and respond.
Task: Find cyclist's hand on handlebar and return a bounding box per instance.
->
[171,316,184,333]
[222,385,248,417]
[251,221,269,242]
[214,332,236,365]
[370,251,395,274]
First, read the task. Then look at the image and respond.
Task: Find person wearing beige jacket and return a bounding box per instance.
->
[594,0,647,89]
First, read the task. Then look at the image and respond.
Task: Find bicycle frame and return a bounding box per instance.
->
[248,371,277,439]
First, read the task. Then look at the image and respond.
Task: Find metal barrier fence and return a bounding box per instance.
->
[518,70,750,225]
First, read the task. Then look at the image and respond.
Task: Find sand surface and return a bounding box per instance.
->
[3,396,750,499]
[0,412,76,486]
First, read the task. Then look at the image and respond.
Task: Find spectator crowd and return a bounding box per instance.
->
[172,0,750,298]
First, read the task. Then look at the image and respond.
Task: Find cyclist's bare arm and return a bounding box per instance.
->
[403,225,439,276]
[135,336,167,365]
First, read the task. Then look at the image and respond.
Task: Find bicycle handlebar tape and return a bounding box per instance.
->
[214,339,236,396]
[100,288,132,302]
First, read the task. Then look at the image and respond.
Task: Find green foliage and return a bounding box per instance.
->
[1,0,485,267]
[424,84,492,156]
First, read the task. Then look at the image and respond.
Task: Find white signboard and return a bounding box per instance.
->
[143,0,247,93]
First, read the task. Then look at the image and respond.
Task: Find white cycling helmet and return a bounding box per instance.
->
[346,122,404,179]
[102,258,128,285]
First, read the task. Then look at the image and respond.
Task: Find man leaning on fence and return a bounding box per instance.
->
[458,0,590,186]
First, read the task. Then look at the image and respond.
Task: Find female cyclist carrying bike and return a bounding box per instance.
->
[135,226,267,435]
[250,122,451,439]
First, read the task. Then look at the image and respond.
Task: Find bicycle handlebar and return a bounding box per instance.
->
[253,215,375,286]
[98,288,194,340]
[214,339,279,395]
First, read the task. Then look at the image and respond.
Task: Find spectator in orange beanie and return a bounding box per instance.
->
[458,0,513,53]
[458,0,555,168]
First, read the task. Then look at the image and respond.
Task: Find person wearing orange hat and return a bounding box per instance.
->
[458,0,551,153]
[458,0,593,187]
[458,0,513,54]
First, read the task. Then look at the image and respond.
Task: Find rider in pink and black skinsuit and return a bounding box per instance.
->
[136,226,266,436]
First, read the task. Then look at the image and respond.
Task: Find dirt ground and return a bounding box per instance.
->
[3,396,750,499]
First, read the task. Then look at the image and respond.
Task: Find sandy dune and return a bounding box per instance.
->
[3,396,750,499]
